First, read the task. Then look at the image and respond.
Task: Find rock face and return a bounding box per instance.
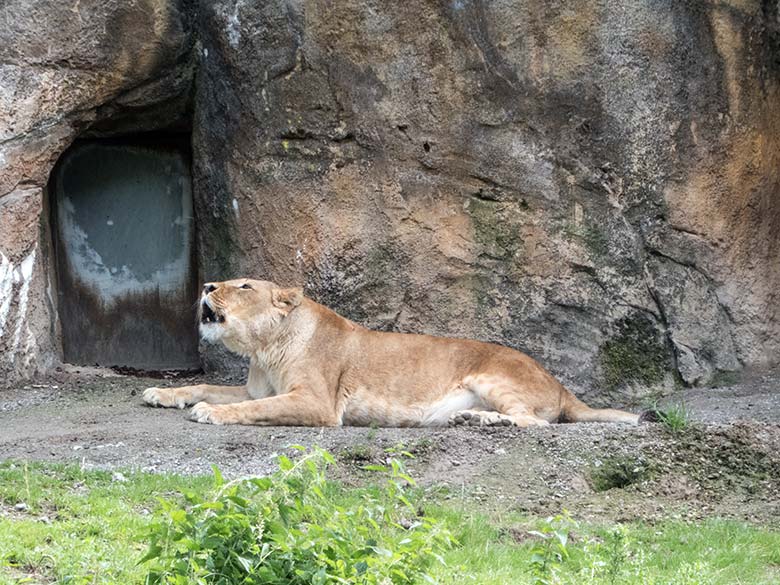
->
[2,0,779,401]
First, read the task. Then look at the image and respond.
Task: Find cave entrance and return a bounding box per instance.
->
[49,135,200,370]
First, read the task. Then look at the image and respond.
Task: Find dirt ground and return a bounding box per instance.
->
[1,367,779,525]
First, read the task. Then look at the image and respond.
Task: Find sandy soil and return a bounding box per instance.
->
[1,367,779,525]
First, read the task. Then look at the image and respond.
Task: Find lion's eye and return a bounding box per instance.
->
[240,283,252,290]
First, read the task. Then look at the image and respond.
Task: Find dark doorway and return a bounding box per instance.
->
[50,136,200,370]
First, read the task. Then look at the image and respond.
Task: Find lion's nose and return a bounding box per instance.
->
[203,283,217,294]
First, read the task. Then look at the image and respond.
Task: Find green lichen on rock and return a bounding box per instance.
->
[563,222,609,261]
[466,196,522,262]
[599,314,670,391]
[581,224,609,259]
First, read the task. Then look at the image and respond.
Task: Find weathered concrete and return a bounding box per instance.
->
[1,1,779,401]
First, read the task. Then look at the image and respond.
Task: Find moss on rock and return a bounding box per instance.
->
[562,221,610,262]
[599,313,671,392]
[466,197,522,262]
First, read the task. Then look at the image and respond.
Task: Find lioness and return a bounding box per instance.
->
[143,279,641,427]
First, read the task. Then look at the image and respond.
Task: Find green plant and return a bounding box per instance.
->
[140,448,454,585]
[589,456,652,492]
[22,462,31,505]
[602,527,628,585]
[407,438,434,457]
[573,524,639,585]
[384,440,433,459]
[338,444,374,464]
[528,513,572,585]
[657,401,690,433]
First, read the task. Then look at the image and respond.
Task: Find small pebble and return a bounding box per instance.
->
[111,472,128,483]
[14,502,28,512]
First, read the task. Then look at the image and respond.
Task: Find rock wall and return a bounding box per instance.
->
[2,0,779,401]
[193,0,780,399]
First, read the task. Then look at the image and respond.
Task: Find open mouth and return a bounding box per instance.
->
[200,302,225,324]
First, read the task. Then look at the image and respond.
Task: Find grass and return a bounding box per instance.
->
[657,401,691,433]
[429,508,780,585]
[1,460,779,584]
[0,462,212,584]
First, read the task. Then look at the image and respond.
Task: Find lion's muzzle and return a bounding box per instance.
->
[200,301,224,324]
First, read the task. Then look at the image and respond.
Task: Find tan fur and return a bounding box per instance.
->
[143,279,640,427]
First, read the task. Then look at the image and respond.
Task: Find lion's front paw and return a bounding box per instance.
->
[143,387,194,409]
[143,387,176,408]
[190,402,238,425]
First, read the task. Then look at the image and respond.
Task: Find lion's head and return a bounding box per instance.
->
[198,279,303,355]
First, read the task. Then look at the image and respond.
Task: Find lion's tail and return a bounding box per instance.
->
[561,389,639,424]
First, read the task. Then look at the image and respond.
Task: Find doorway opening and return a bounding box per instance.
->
[48,134,200,370]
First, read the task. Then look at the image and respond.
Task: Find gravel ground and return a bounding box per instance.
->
[1,367,779,524]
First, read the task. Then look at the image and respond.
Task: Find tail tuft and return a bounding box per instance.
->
[638,408,662,423]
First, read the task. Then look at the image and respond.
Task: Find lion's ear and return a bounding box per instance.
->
[272,287,304,313]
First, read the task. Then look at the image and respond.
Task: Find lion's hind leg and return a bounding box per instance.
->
[448,376,550,428]
[448,407,549,427]
[448,410,519,427]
